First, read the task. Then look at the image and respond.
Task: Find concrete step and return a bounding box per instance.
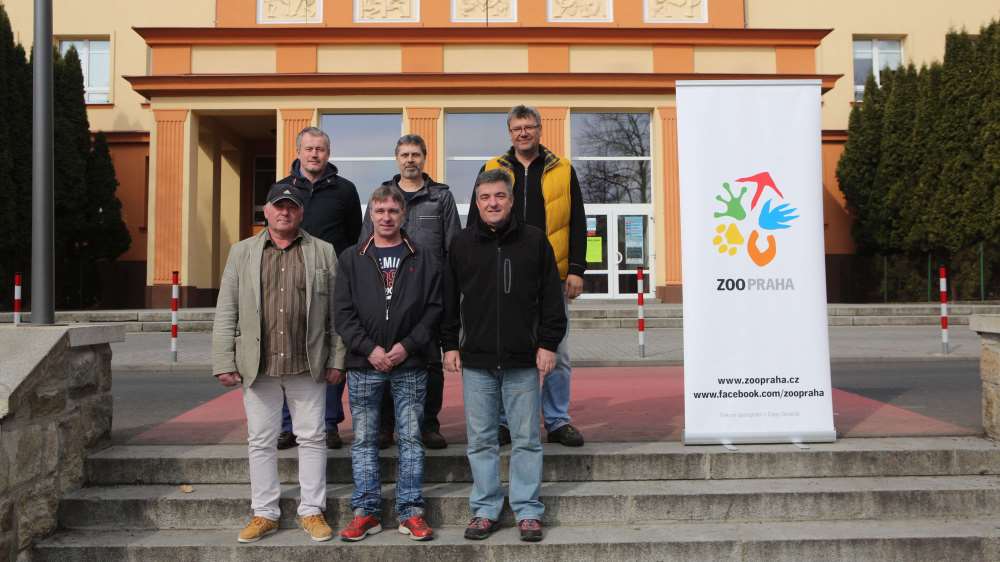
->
[86,437,1000,486]
[34,519,1000,562]
[57,476,1000,531]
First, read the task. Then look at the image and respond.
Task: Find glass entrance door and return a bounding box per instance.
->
[581,205,654,298]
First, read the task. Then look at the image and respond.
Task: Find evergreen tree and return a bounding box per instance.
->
[53,46,92,307]
[934,30,987,255]
[0,5,31,309]
[877,65,920,254]
[906,63,946,254]
[85,132,131,262]
[837,72,889,255]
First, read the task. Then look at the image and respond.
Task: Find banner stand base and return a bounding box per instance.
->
[683,430,836,446]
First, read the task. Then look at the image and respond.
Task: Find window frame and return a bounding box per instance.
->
[318,112,404,206]
[569,110,654,205]
[443,111,511,215]
[853,37,903,101]
[58,37,112,104]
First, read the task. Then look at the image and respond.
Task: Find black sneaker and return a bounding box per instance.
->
[498,425,511,446]
[518,519,543,542]
[277,431,298,450]
[547,424,584,447]
[421,431,448,450]
[378,432,393,450]
[326,429,343,450]
[464,517,501,540]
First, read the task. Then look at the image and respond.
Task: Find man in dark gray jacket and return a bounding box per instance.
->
[359,134,461,449]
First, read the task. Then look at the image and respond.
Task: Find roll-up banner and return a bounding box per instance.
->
[676,80,835,445]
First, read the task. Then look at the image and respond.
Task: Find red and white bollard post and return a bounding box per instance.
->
[940,266,949,355]
[637,267,645,358]
[13,272,22,326]
[171,271,179,362]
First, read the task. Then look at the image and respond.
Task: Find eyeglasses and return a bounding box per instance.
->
[509,125,540,134]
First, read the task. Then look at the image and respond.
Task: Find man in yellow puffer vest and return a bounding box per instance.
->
[466,105,588,447]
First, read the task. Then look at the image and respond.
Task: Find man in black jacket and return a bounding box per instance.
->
[334,185,441,542]
[359,134,461,450]
[443,169,567,543]
[278,126,362,451]
[467,105,587,447]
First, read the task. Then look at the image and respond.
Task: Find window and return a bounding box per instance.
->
[570,112,652,204]
[252,156,277,225]
[853,38,902,101]
[444,112,510,208]
[319,113,402,202]
[59,39,110,103]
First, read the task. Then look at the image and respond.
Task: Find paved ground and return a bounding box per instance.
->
[111,325,980,371]
[107,325,984,446]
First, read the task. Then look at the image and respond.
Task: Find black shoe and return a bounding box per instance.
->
[547,424,584,447]
[378,432,393,450]
[326,429,343,450]
[421,431,447,450]
[277,431,297,450]
[498,425,511,446]
[464,517,501,540]
[518,519,543,542]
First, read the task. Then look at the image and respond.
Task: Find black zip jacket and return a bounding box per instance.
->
[467,145,588,278]
[358,174,462,269]
[441,217,567,370]
[280,160,362,256]
[334,232,442,370]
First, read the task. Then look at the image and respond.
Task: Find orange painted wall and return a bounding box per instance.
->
[107,141,150,262]
[822,139,854,254]
[406,108,441,178]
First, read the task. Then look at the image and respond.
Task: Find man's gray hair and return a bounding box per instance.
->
[296,126,331,151]
[395,134,427,156]
[474,168,514,197]
[506,105,542,128]
[368,184,407,212]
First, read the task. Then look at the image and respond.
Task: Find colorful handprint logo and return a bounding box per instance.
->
[711,171,798,267]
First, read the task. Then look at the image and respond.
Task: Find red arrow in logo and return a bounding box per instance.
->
[735,171,783,211]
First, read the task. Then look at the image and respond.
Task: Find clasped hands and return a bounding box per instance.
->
[368,343,409,372]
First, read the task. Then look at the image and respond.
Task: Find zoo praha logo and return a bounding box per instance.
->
[711,171,798,267]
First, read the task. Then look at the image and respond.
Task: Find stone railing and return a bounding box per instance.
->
[0,324,124,561]
[970,315,1000,439]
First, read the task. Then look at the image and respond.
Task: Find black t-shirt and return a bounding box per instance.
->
[401,188,420,203]
[372,243,405,303]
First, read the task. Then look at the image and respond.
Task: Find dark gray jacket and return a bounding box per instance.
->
[359,174,461,268]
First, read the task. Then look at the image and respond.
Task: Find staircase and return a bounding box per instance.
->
[35,437,1000,560]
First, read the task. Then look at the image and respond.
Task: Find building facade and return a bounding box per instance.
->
[5,0,998,306]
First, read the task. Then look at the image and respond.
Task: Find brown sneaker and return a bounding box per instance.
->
[237,516,279,543]
[300,513,333,542]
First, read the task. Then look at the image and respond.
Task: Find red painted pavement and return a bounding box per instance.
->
[132,367,975,445]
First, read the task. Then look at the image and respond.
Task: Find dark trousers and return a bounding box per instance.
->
[381,361,443,434]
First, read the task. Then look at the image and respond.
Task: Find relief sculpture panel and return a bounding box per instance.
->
[548,0,611,22]
[454,0,514,22]
[357,0,418,21]
[258,0,323,23]
[647,0,707,23]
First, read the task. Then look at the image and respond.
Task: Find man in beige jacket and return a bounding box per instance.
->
[212,183,346,543]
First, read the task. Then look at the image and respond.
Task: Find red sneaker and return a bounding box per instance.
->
[398,515,435,541]
[339,514,382,542]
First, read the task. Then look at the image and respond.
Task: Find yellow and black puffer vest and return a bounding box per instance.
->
[484,146,572,279]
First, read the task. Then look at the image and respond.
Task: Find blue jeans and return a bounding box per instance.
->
[501,289,572,432]
[282,381,344,433]
[348,368,427,523]
[463,367,544,522]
